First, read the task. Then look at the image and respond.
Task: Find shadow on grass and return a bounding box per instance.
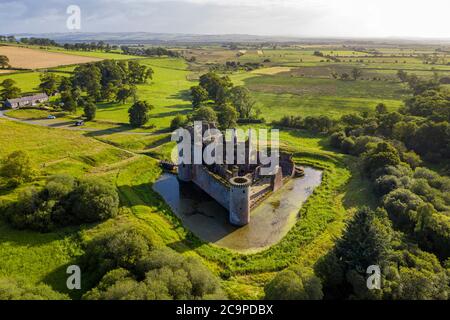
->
[168,89,191,101]
[83,124,136,137]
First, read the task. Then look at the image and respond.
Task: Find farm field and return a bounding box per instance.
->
[0,42,449,300]
[0,45,102,70]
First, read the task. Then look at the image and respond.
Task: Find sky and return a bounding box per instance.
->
[0,0,449,38]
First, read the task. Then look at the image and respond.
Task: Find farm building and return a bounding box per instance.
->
[4,93,49,109]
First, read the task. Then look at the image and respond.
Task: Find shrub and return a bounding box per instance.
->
[375,175,401,196]
[0,151,35,187]
[83,244,224,300]
[265,266,323,300]
[82,229,153,279]
[4,175,119,232]
[0,277,69,300]
[170,115,187,131]
[329,131,346,149]
[68,177,119,223]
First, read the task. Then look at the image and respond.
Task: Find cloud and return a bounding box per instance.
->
[0,0,449,38]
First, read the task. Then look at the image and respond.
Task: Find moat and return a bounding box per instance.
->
[153,166,322,253]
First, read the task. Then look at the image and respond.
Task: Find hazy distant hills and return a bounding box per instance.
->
[11,32,450,45]
[13,32,304,44]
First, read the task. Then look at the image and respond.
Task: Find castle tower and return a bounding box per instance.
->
[178,163,193,182]
[229,176,252,226]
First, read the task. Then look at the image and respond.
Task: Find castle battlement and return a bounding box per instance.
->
[177,122,297,227]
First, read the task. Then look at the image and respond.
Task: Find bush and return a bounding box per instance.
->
[83,229,153,279]
[383,188,424,230]
[4,175,119,232]
[68,178,119,223]
[170,115,187,131]
[265,266,323,300]
[341,137,355,154]
[329,131,346,149]
[0,151,35,187]
[375,175,401,196]
[83,243,224,300]
[0,277,69,300]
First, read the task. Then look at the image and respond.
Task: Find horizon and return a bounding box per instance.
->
[1,0,449,39]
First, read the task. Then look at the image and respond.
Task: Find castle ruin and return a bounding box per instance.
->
[177,122,303,227]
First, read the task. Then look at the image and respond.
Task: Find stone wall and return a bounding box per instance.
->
[192,165,230,210]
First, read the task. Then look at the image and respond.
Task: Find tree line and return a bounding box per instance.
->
[170,71,262,132]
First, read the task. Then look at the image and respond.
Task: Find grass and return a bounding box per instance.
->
[0,72,43,94]
[250,92,404,120]
[0,119,132,178]
[0,117,366,299]
[1,44,436,300]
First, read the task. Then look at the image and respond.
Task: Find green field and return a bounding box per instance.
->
[1,44,448,299]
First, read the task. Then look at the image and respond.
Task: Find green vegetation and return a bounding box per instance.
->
[0,42,449,301]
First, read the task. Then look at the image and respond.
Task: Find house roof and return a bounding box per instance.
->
[6,93,49,104]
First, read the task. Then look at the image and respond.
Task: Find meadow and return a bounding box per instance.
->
[0,43,448,299]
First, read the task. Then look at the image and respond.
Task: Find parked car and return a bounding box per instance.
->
[47,115,56,119]
[75,120,85,126]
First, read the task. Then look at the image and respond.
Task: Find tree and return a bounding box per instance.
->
[60,91,77,113]
[190,86,208,109]
[397,70,408,82]
[116,85,137,104]
[39,73,60,96]
[199,72,233,104]
[128,61,153,84]
[84,248,224,300]
[68,177,120,223]
[83,101,97,121]
[351,68,363,80]
[191,106,217,123]
[335,208,393,272]
[58,77,73,92]
[82,229,153,279]
[363,142,401,176]
[265,266,323,300]
[375,103,388,114]
[0,151,34,186]
[229,86,256,119]
[0,78,21,101]
[4,175,118,232]
[170,115,187,131]
[0,55,10,69]
[330,131,346,149]
[217,104,238,129]
[72,63,102,101]
[128,101,153,127]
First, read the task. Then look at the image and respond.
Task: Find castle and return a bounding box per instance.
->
[176,122,303,227]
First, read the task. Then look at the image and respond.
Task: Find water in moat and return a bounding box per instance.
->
[153,167,323,253]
